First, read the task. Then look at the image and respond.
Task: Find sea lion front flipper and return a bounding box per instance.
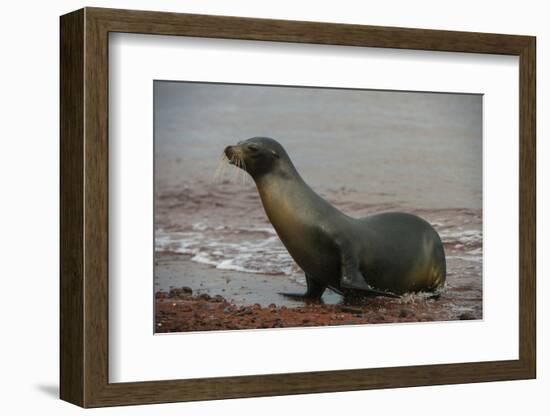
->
[278,274,326,301]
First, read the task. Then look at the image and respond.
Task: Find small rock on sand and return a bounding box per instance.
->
[399,308,415,318]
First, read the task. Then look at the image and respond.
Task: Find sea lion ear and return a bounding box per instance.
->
[271,149,280,159]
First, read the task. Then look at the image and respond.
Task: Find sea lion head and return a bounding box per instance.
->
[224,137,290,179]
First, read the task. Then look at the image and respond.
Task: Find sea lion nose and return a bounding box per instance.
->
[224,146,234,158]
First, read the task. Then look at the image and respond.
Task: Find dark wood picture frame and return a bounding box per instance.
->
[60,7,536,408]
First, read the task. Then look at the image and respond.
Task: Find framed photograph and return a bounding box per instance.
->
[60,7,536,408]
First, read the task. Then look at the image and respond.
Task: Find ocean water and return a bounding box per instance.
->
[154,81,482,314]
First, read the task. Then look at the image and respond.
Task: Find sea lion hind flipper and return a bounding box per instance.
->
[361,287,400,299]
[338,251,400,298]
[340,270,401,298]
[338,248,372,291]
[340,270,372,291]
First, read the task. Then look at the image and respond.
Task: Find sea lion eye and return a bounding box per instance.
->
[248,144,259,152]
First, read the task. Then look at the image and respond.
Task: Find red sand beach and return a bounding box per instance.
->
[155,284,478,334]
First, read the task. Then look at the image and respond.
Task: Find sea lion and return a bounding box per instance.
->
[224,137,446,300]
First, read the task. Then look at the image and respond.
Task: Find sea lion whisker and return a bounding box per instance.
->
[232,155,240,181]
[241,160,248,185]
[240,158,249,185]
[213,154,224,181]
[238,158,247,185]
[236,158,242,184]
[213,152,230,183]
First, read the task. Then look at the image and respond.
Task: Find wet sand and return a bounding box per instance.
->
[154,251,343,307]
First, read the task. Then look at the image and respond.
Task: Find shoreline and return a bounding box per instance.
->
[154,252,481,333]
